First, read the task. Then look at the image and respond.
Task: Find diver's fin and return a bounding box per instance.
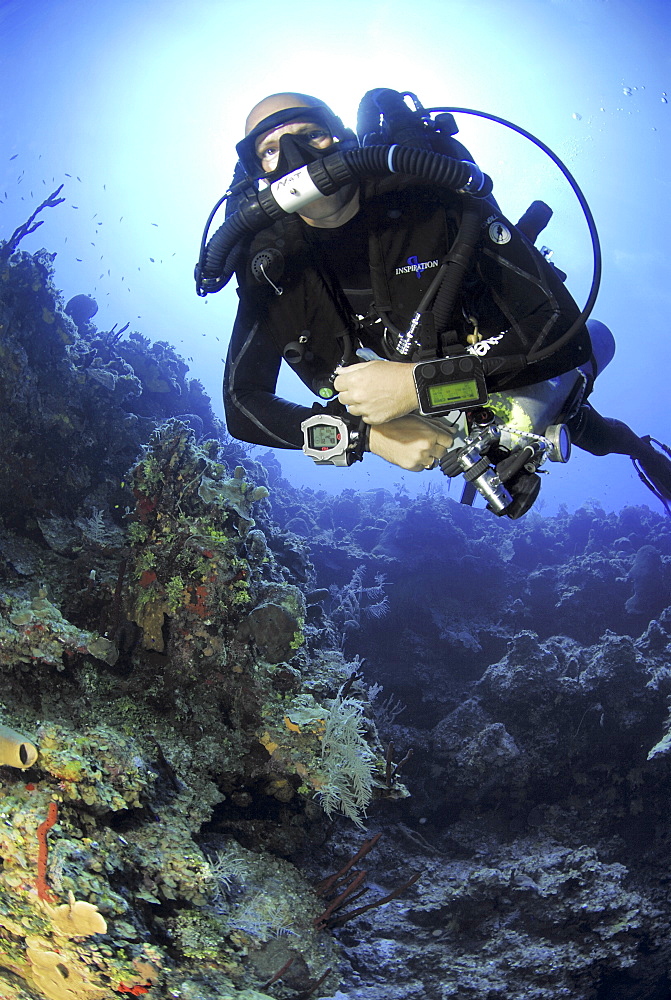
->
[631,436,671,515]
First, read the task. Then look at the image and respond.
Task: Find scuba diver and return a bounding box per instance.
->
[195,89,671,518]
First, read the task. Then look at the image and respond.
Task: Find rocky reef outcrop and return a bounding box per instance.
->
[260,462,671,998]
[0,243,411,1000]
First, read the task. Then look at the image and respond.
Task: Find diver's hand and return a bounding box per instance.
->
[334,360,418,424]
[368,416,454,472]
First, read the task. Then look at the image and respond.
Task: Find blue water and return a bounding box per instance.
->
[1,0,669,515]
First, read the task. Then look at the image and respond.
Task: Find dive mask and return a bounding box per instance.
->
[236,104,357,180]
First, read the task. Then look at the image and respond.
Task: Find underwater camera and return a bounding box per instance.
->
[431,366,584,519]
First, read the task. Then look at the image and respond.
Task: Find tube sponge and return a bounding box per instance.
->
[0,723,38,769]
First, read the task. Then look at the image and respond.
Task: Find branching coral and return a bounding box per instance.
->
[313,832,422,930]
[0,186,66,260]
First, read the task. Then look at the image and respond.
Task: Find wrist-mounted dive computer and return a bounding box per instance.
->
[413,354,488,416]
[301,413,367,466]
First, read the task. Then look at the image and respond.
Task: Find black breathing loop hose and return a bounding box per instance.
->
[339,145,490,193]
[198,205,271,295]
[431,199,482,336]
[194,191,230,296]
[426,107,602,363]
[196,145,492,294]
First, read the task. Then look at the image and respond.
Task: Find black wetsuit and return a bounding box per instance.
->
[224,177,592,450]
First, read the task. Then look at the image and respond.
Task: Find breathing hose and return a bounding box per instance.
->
[431,199,482,336]
[195,145,492,296]
[426,106,602,364]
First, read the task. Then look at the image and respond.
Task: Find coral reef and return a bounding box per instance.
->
[0,245,394,998]
[3,236,671,999]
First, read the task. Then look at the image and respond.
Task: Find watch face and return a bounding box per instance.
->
[309,424,340,448]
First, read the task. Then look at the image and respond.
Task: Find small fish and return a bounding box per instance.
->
[151,222,158,227]
[9,153,18,160]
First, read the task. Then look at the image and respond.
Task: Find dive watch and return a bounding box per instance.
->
[301,412,367,466]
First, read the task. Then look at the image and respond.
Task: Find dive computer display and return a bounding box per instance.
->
[413,355,488,416]
[308,423,341,449]
[301,413,364,466]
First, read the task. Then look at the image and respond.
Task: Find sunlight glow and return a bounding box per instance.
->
[1,0,668,510]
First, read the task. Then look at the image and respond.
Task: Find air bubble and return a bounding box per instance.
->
[662,93,668,104]
[572,112,582,120]
[623,87,632,96]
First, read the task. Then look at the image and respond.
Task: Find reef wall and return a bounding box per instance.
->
[1,240,671,1000]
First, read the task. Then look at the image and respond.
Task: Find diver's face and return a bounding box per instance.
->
[255,120,333,174]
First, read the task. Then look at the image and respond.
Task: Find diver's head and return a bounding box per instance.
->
[236,92,360,228]
[237,92,356,181]
[244,92,328,142]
